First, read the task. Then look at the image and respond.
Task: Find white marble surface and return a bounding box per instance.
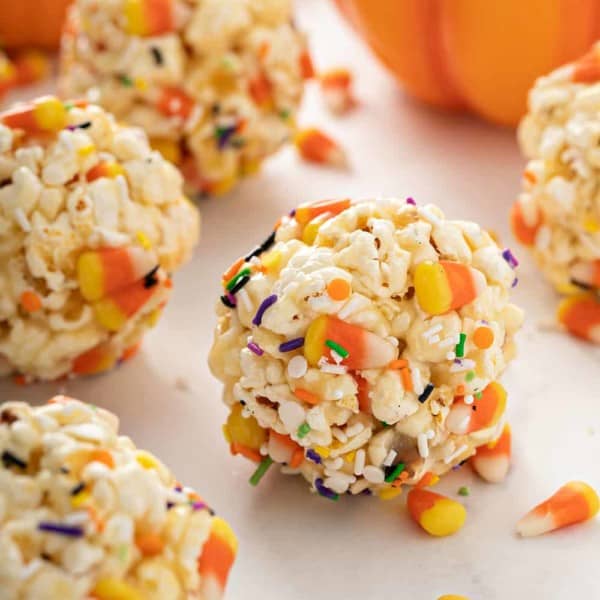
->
[2,1,599,598]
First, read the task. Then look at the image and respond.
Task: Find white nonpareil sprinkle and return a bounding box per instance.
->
[417,432,429,458]
[338,294,369,320]
[450,359,476,373]
[319,361,347,375]
[464,395,474,405]
[332,389,344,400]
[363,465,385,484]
[330,349,344,364]
[444,444,469,464]
[354,449,366,476]
[345,422,364,438]
[259,443,268,456]
[287,355,307,379]
[332,427,348,443]
[411,367,424,395]
[382,449,397,467]
[13,208,32,232]
[439,335,459,348]
[237,288,253,312]
[423,323,443,339]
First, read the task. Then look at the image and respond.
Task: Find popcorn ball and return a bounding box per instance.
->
[515,43,600,342]
[0,397,237,599]
[0,95,199,381]
[60,0,313,196]
[209,198,523,499]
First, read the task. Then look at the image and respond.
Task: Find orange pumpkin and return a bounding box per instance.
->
[0,1,72,49]
[334,0,600,126]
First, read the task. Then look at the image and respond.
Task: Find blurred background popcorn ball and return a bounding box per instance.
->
[514,43,600,343]
[0,396,237,599]
[60,0,313,196]
[209,198,523,500]
[0,95,199,381]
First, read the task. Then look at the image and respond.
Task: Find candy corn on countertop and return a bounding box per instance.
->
[1,1,599,599]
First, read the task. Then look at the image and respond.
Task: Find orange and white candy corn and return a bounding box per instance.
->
[268,430,304,467]
[446,382,507,435]
[557,293,600,344]
[248,72,273,108]
[295,198,351,226]
[295,128,347,168]
[320,68,355,114]
[471,423,511,483]
[224,403,267,463]
[516,481,599,537]
[156,86,196,119]
[198,516,238,600]
[510,201,542,247]
[414,260,486,316]
[299,50,315,79]
[407,488,467,537]
[1,96,67,135]
[86,161,126,183]
[573,43,600,83]
[13,50,50,86]
[124,0,175,37]
[304,314,396,370]
[71,344,118,376]
[77,246,158,302]
[570,260,600,289]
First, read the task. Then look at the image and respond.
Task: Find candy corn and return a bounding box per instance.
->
[471,423,511,483]
[295,128,347,168]
[71,344,118,375]
[516,481,599,537]
[414,260,486,316]
[124,0,175,36]
[407,488,467,537]
[13,50,50,86]
[224,404,267,452]
[295,198,351,226]
[446,382,507,435]
[557,293,600,343]
[569,260,600,289]
[92,578,143,600]
[304,315,396,370]
[299,50,315,79]
[320,68,355,114]
[248,72,273,108]
[573,44,600,83]
[156,86,195,119]
[1,96,67,135]
[77,247,158,302]
[268,430,304,467]
[198,517,238,600]
[301,212,333,245]
[150,138,182,165]
[86,161,126,182]
[510,201,541,247]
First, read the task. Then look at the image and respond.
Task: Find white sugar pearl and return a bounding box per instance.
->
[287,355,308,379]
[363,465,385,484]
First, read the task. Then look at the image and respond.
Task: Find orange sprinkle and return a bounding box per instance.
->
[473,326,494,349]
[135,532,165,556]
[222,257,245,284]
[400,368,413,393]
[248,72,273,107]
[230,442,262,463]
[523,170,537,184]
[416,471,439,488]
[87,505,105,533]
[326,278,351,301]
[388,359,408,370]
[299,50,315,79]
[164,278,173,289]
[88,449,115,469]
[258,41,270,61]
[290,447,305,468]
[20,290,42,313]
[293,388,320,405]
[455,385,465,396]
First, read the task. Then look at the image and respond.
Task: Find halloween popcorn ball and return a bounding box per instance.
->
[0,96,199,381]
[0,397,237,599]
[209,198,523,500]
[60,0,313,196]
[515,43,600,343]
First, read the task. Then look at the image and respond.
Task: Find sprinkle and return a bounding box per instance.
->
[427,335,440,344]
[222,257,245,283]
[354,449,366,475]
[473,326,494,349]
[450,359,475,373]
[119,74,134,87]
[388,359,408,369]
[464,395,474,405]
[151,46,164,65]
[338,294,369,319]
[229,275,250,295]
[466,371,476,382]
[318,362,348,375]
[417,433,429,458]
[502,248,519,269]
[20,290,42,313]
[293,388,320,405]
[418,384,434,404]
[247,341,264,356]
[345,422,364,437]
[253,295,277,326]
[287,355,308,378]
[192,500,208,511]
[458,486,470,497]
[512,277,519,288]
[297,422,311,438]
[215,124,238,150]
[70,482,86,496]
[2,450,27,469]
[423,323,443,338]
[383,450,398,467]
[314,446,331,459]
[249,456,273,486]
[411,367,424,395]
[325,339,349,358]
[38,522,84,537]
[315,477,339,500]
[220,294,236,308]
[400,367,413,392]
[326,278,351,301]
[363,465,385,484]
[306,449,322,464]
[332,427,348,443]
[279,337,304,352]
[446,351,456,361]
[226,268,251,292]
[245,231,276,261]
[384,462,406,483]
[455,333,467,358]
[440,335,459,348]
[237,288,253,312]
[444,444,468,464]
[406,197,416,205]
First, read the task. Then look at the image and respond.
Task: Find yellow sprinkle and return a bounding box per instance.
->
[378,487,403,501]
[135,231,152,250]
[134,77,148,91]
[77,144,95,158]
[135,450,159,470]
[71,490,91,509]
[344,451,356,464]
[314,445,330,458]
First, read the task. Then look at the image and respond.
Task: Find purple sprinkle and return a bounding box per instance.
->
[216,124,237,149]
[252,294,277,326]
[279,337,304,352]
[166,501,175,510]
[192,501,208,511]
[512,277,519,288]
[360,488,373,496]
[226,292,237,306]
[38,522,84,537]
[502,248,519,269]
[314,478,338,500]
[174,485,183,492]
[247,341,264,356]
[289,209,296,217]
[406,197,416,206]
[306,449,322,464]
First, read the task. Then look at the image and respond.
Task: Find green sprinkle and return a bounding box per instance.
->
[64,102,74,111]
[475,391,483,399]
[249,457,273,486]
[118,544,129,564]
[325,339,349,359]
[119,74,134,87]
[381,421,390,428]
[465,371,476,382]
[297,422,311,438]
[458,486,470,497]
[384,462,405,483]
[279,109,290,120]
[455,333,467,358]
[226,267,251,291]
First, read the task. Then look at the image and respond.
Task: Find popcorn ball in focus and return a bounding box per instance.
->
[0,96,199,381]
[515,43,600,343]
[60,0,313,196]
[209,198,523,499]
[0,397,237,599]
